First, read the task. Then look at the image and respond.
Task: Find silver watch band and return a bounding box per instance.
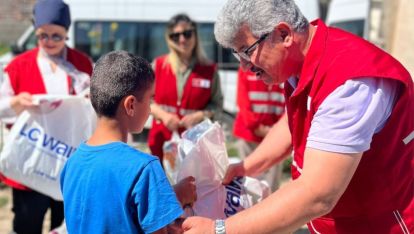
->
[215,219,226,234]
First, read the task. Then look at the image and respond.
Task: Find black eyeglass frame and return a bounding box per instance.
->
[232,33,270,62]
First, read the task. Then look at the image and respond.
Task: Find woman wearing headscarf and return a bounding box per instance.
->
[0,0,92,233]
[149,13,223,163]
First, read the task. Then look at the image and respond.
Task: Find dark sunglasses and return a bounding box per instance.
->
[169,29,194,42]
[36,33,67,42]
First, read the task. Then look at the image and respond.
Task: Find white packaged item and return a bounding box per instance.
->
[176,120,270,219]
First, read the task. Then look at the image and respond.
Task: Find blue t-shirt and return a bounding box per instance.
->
[60,142,183,234]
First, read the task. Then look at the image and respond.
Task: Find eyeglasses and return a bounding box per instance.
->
[232,33,270,62]
[36,33,67,42]
[169,29,194,43]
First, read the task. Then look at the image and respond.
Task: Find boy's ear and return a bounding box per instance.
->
[123,95,136,116]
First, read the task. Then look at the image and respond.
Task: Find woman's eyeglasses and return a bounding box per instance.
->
[169,29,194,43]
[36,33,67,42]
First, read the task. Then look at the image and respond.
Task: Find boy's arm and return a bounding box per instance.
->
[167,218,186,234]
[173,176,197,206]
[135,160,183,234]
[151,227,167,234]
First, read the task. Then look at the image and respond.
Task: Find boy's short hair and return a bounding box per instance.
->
[90,50,154,117]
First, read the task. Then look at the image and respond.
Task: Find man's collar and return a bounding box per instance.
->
[293,19,328,97]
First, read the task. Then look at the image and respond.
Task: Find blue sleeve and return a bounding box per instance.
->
[132,159,183,233]
[59,163,67,192]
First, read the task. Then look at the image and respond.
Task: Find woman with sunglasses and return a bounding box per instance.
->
[0,0,92,233]
[149,13,223,164]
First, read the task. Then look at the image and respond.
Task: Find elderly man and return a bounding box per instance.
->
[183,0,413,233]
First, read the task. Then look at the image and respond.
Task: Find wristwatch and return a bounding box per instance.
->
[215,219,226,234]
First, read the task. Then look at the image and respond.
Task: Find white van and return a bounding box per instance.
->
[326,0,370,39]
[1,0,319,114]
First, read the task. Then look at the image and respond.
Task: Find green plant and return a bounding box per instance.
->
[282,157,292,173]
[226,147,239,158]
[0,43,10,56]
[0,197,8,209]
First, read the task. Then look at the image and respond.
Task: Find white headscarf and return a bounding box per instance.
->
[39,47,90,95]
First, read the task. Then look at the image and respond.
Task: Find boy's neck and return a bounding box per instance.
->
[87,117,128,146]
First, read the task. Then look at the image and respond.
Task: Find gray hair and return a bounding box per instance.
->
[214,0,309,48]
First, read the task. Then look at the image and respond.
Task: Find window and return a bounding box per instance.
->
[22,32,38,52]
[331,19,365,38]
[74,21,238,70]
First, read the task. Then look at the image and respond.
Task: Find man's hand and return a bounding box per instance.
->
[222,162,246,185]
[182,216,215,234]
[174,176,197,206]
[180,111,204,129]
[162,112,181,131]
[10,92,34,115]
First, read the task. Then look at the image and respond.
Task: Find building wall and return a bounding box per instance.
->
[0,0,36,44]
[386,0,414,76]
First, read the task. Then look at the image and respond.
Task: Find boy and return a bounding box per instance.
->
[61,51,187,233]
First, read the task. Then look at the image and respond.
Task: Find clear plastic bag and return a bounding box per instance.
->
[163,131,181,182]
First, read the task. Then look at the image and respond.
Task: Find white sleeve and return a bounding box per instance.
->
[306,77,399,154]
[0,72,18,119]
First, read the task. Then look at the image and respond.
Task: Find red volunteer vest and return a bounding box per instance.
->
[1,47,93,190]
[285,20,414,233]
[148,55,216,160]
[233,68,284,143]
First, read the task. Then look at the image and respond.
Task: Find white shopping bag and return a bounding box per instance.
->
[176,120,270,219]
[0,95,96,200]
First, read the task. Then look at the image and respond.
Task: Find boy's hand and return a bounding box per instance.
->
[174,176,197,206]
[162,113,181,131]
[167,218,185,234]
[10,92,34,115]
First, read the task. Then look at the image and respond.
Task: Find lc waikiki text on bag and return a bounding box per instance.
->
[0,95,96,200]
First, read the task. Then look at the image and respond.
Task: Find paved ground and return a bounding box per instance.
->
[0,185,13,234]
[0,185,52,234]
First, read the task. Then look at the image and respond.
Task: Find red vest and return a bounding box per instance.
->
[233,68,284,143]
[1,47,93,190]
[285,20,414,233]
[148,55,216,160]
